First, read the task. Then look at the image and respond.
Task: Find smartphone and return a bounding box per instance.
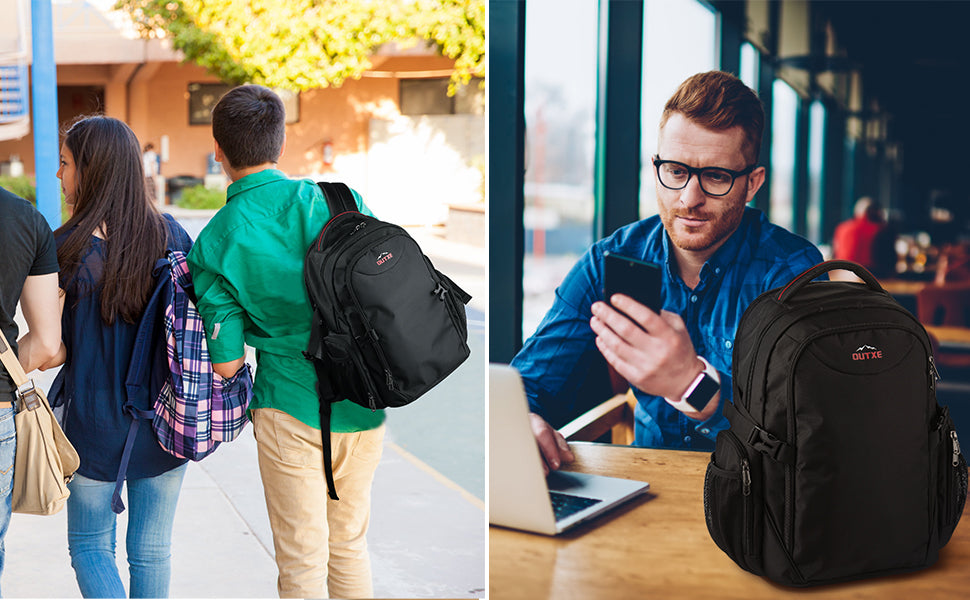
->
[603,251,662,313]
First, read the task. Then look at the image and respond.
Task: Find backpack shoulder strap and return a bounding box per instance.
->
[317,181,358,218]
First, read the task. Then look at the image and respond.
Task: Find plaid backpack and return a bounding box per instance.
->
[152,251,253,460]
[114,250,252,513]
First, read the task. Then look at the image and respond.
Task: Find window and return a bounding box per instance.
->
[740,42,760,91]
[639,0,718,219]
[769,79,799,231]
[188,83,232,125]
[188,83,300,125]
[400,77,484,115]
[807,100,826,244]
[522,0,598,339]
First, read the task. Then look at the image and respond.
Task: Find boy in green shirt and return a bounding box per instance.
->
[188,85,385,599]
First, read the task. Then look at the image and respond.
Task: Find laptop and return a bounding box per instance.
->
[489,363,650,535]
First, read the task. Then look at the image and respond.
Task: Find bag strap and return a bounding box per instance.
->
[723,401,795,465]
[113,254,173,513]
[0,324,43,410]
[304,308,340,499]
[315,364,340,501]
[317,181,358,218]
[111,406,155,513]
[437,270,473,306]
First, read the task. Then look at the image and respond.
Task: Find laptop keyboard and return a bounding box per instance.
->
[549,491,602,521]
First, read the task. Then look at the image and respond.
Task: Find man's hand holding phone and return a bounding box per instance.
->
[594,253,720,420]
[602,252,663,315]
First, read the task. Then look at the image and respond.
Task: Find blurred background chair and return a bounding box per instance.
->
[917,282,970,371]
[917,282,970,330]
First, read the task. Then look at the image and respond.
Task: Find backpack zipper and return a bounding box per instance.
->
[721,431,754,556]
[929,356,941,391]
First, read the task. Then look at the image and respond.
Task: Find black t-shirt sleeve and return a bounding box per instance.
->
[30,209,59,276]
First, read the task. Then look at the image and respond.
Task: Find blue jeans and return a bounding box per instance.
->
[0,406,16,597]
[67,464,186,598]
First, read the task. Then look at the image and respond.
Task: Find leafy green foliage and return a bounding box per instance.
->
[176,184,226,210]
[115,0,484,94]
[0,175,37,204]
[0,175,72,223]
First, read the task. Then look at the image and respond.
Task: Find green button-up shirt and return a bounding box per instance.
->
[187,169,385,432]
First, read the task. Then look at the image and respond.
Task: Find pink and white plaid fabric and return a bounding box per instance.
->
[153,251,252,461]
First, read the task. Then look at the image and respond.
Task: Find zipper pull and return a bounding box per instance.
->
[952,430,961,467]
[929,356,942,390]
[741,459,751,496]
[385,370,394,391]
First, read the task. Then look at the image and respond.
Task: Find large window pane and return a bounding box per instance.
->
[740,42,759,91]
[807,100,826,244]
[769,79,799,231]
[639,0,718,219]
[523,0,598,339]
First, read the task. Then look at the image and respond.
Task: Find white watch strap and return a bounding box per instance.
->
[664,356,719,409]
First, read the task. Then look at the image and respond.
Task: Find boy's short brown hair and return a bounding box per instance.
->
[212,85,286,169]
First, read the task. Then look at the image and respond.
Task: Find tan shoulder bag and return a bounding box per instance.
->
[0,329,79,515]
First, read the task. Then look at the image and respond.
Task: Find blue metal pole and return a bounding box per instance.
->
[31,0,60,228]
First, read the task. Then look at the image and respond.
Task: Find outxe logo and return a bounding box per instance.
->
[852,344,883,361]
[376,251,394,266]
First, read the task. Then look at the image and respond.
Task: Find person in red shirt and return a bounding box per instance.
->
[832,197,894,276]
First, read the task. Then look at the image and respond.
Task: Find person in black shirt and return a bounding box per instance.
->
[0,185,61,593]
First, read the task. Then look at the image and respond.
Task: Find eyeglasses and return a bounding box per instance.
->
[652,156,756,197]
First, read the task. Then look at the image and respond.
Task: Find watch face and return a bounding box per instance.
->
[686,374,720,411]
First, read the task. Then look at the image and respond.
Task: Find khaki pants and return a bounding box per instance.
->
[252,408,384,599]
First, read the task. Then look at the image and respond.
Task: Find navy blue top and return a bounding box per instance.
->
[52,214,192,481]
[511,208,823,451]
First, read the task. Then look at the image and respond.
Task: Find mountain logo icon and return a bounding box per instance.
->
[852,345,883,361]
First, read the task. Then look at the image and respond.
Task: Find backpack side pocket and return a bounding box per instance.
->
[704,430,763,574]
[935,408,967,548]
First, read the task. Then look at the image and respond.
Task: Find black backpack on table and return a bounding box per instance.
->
[304,182,472,499]
[704,260,967,586]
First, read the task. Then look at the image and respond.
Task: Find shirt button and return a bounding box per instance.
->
[725,340,733,349]
[699,427,711,435]
[684,435,692,444]
[690,294,698,303]
[715,267,721,275]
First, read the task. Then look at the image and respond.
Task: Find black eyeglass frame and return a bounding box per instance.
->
[652,156,757,197]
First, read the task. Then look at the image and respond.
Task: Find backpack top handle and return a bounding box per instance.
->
[778,260,885,303]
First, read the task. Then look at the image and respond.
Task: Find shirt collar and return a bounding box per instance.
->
[226,169,287,202]
[661,207,760,284]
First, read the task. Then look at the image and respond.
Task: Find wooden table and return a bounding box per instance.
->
[879,278,930,297]
[926,325,970,350]
[489,443,970,600]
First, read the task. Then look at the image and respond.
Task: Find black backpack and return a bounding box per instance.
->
[304,182,472,499]
[704,260,967,586]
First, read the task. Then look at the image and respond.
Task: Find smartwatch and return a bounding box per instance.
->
[665,357,721,412]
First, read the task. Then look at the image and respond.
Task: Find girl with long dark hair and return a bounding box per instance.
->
[50,115,192,598]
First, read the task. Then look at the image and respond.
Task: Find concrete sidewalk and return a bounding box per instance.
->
[4,219,486,599]
[4,425,486,598]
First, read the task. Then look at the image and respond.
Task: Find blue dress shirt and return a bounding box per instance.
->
[511,207,823,451]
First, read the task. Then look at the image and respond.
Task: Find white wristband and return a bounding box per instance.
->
[664,356,720,411]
